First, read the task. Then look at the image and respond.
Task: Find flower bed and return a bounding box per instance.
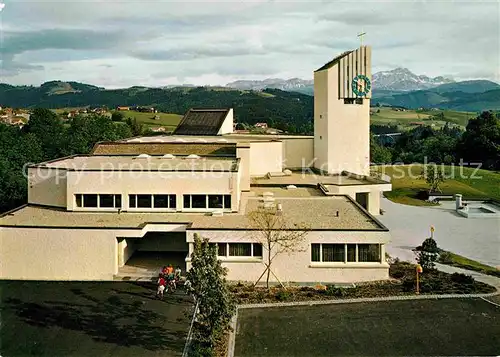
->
[230,262,496,304]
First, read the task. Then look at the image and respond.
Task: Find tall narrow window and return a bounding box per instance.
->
[253,243,263,257]
[347,244,356,262]
[75,194,83,208]
[129,195,137,208]
[224,195,231,210]
[183,195,191,208]
[322,244,344,262]
[217,243,227,257]
[169,195,176,209]
[311,244,320,262]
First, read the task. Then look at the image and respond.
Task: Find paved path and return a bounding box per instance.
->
[378,197,500,267]
[435,262,500,290]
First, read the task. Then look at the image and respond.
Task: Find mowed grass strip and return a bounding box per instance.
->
[235,298,500,357]
[0,281,194,357]
[374,164,500,206]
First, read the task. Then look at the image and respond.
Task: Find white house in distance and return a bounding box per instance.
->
[0,46,392,283]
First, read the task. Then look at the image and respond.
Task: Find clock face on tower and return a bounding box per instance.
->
[352,75,371,97]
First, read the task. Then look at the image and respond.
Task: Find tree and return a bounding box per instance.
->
[125,117,143,136]
[247,205,310,289]
[414,230,440,269]
[23,108,65,160]
[370,135,393,164]
[457,111,500,170]
[187,233,235,356]
[420,164,446,193]
[111,111,124,122]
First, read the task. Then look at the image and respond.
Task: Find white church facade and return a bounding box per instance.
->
[0,46,393,283]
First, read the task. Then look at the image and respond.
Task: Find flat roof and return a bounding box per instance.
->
[0,194,387,231]
[252,172,389,186]
[120,134,313,144]
[33,155,239,172]
[92,142,237,156]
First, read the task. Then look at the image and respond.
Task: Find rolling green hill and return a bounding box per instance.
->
[0,82,313,132]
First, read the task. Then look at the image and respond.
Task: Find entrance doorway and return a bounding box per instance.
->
[117,232,189,278]
[356,192,369,210]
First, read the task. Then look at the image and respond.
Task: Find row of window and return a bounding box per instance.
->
[75,193,232,210]
[211,243,263,258]
[311,244,381,263]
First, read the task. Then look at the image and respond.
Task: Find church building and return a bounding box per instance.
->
[0,46,392,283]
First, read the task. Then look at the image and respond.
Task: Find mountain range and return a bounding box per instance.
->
[1,68,499,118]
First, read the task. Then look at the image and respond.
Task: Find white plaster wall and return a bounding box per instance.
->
[66,170,237,212]
[327,184,391,216]
[187,230,390,283]
[249,141,283,176]
[217,109,234,135]
[236,146,250,191]
[27,167,67,208]
[314,48,371,176]
[313,70,329,171]
[0,227,118,280]
[282,138,314,169]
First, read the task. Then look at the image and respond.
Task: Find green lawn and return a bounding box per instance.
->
[0,281,194,357]
[374,164,500,206]
[370,107,472,130]
[122,111,183,130]
[235,299,500,356]
[439,251,500,278]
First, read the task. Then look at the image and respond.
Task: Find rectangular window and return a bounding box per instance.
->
[208,195,223,209]
[99,194,115,208]
[355,98,363,105]
[322,244,345,262]
[358,244,381,262]
[137,194,152,208]
[344,98,355,104]
[83,194,98,208]
[183,195,190,208]
[217,243,227,257]
[311,244,320,262]
[169,195,177,209]
[75,194,83,208]
[129,195,136,208]
[154,195,169,208]
[115,195,122,208]
[224,195,231,210]
[191,195,206,209]
[229,243,252,257]
[253,243,263,257]
[347,244,356,262]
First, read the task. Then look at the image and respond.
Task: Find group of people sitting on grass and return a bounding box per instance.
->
[156,264,182,299]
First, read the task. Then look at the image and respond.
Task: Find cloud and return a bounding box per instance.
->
[1,0,498,86]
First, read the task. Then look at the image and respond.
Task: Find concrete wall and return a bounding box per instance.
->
[218,109,234,135]
[313,69,329,172]
[314,46,371,175]
[326,184,391,216]
[0,227,118,280]
[236,145,251,191]
[282,138,314,169]
[28,167,67,208]
[249,141,283,176]
[65,170,238,212]
[187,230,390,283]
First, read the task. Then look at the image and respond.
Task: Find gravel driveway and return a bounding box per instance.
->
[378,197,500,267]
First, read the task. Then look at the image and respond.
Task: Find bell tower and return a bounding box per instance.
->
[313,46,372,175]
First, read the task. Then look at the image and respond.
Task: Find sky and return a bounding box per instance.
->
[0,0,499,88]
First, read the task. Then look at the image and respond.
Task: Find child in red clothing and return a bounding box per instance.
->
[157,274,166,299]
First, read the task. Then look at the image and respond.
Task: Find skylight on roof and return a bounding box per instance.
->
[217,139,228,142]
[162,154,175,159]
[135,154,151,158]
[186,154,200,159]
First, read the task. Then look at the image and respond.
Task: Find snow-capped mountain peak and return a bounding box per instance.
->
[372,68,454,91]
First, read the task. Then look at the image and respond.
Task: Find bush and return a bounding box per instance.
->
[450,273,474,285]
[325,286,347,297]
[275,289,291,301]
[390,261,414,279]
